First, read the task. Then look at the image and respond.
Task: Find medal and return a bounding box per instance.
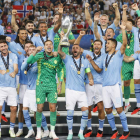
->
[24,70,27,75]
[126,32,132,50]
[127,46,130,49]
[1,53,9,73]
[77,71,81,74]
[6,69,9,73]
[72,57,82,75]
[105,68,107,71]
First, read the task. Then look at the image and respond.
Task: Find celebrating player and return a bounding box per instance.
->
[58,32,94,140]
[27,40,64,140]
[0,40,18,137]
[86,22,130,139]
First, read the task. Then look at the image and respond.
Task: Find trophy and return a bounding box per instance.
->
[60,16,73,47]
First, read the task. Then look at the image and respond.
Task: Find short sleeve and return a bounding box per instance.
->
[131,26,138,34]
[109,22,117,31]
[62,54,70,64]
[31,36,36,46]
[13,53,18,64]
[47,28,56,39]
[132,53,138,60]
[99,55,104,69]
[82,50,93,58]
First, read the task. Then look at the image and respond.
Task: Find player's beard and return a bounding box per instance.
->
[72,51,80,58]
[1,49,8,56]
[27,28,33,34]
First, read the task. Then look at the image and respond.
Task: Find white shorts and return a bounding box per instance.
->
[102,83,123,109]
[65,88,88,110]
[0,87,17,106]
[85,84,103,106]
[23,89,37,112]
[19,84,27,104]
[133,60,140,79]
[16,75,19,88]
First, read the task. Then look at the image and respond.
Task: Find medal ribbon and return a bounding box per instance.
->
[43,51,54,60]
[126,32,132,47]
[19,42,24,49]
[105,51,115,69]
[100,25,108,36]
[1,53,9,70]
[40,34,48,45]
[72,57,81,72]
[93,52,101,60]
[27,33,34,41]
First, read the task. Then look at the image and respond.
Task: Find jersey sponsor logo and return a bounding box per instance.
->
[37,98,40,102]
[43,63,55,69]
[54,60,57,64]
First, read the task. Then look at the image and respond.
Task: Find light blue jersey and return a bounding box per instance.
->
[132,53,140,62]
[8,41,25,75]
[131,26,140,52]
[100,36,122,53]
[31,29,56,52]
[99,50,123,87]
[19,55,28,85]
[21,57,38,90]
[0,25,4,35]
[63,55,90,92]
[89,21,117,40]
[0,53,18,88]
[82,50,103,84]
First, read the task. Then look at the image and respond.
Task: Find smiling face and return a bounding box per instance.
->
[0,43,8,55]
[105,28,115,39]
[72,45,81,58]
[93,41,102,54]
[39,23,48,36]
[26,23,34,34]
[28,46,36,56]
[18,30,27,41]
[44,41,53,53]
[106,40,116,52]
[24,43,32,55]
[137,18,140,29]
[100,15,109,26]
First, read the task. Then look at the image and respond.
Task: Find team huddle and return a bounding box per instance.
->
[0,2,140,140]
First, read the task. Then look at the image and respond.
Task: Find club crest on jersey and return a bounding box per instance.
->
[54,60,57,64]
[81,64,84,67]
[10,59,12,63]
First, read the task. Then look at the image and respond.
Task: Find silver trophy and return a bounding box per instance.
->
[60,16,73,46]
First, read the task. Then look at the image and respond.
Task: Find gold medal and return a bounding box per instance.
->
[127,46,130,49]
[105,68,107,71]
[77,71,81,75]
[24,71,27,75]
[6,69,9,73]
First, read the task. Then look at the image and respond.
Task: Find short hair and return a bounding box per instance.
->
[94,39,103,46]
[101,14,109,19]
[25,40,33,46]
[25,20,34,26]
[0,40,7,44]
[106,28,114,33]
[44,40,53,44]
[107,38,117,48]
[29,44,36,48]
[127,18,135,25]
[39,22,47,27]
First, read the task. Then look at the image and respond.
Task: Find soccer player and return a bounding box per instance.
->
[86,22,130,139]
[21,44,49,138]
[58,32,94,140]
[85,2,120,39]
[0,40,18,137]
[31,4,63,51]
[74,31,105,137]
[117,5,137,114]
[123,3,140,115]
[27,40,64,140]
[8,28,28,136]
[11,10,36,40]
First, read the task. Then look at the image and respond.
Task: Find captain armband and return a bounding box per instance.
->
[85,68,91,73]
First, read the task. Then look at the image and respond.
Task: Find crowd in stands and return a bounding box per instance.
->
[0,0,140,34]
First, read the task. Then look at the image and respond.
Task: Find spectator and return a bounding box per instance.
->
[6,22,12,34]
[76,20,83,34]
[6,11,12,23]
[13,0,21,5]
[24,0,29,6]
[33,17,38,28]
[28,11,34,21]
[39,12,46,22]
[34,8,40,20]
[81,19,85,27]
[82,0,88,8]
[66,0,71,6]
[42,2,48,11]
[104,0,110,14]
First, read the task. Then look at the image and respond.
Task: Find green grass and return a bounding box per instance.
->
[58,72,135,97]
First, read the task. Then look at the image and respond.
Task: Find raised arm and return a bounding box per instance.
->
[113,3,120,27]
[123,54,135,63]
[86,54,102,73]
[53,3,63,33]
[132,3,140,17]
[122,5,127,24]
[85,3,92,26]
[120,22,127,54]
[11,10,19,33]
[93,15,100,39]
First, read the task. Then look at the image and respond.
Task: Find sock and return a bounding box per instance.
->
[87,119,92,130]
[18,122,23,130]
[10,122,15,130]
[50,111,56,132]
[42,113,48,131]
[119,111,129,132]
[67,110,74,134]
[135,84,140,108]
[1,101,5,114]
[98,119,105,131]
[107,113,116,131]
[79,110,88,134]
[36,111,42,128]
[37,127,41,133]
[23,110,33,130]
[124,86,130,106]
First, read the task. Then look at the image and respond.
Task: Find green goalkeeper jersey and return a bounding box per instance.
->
[27,52,64,88]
